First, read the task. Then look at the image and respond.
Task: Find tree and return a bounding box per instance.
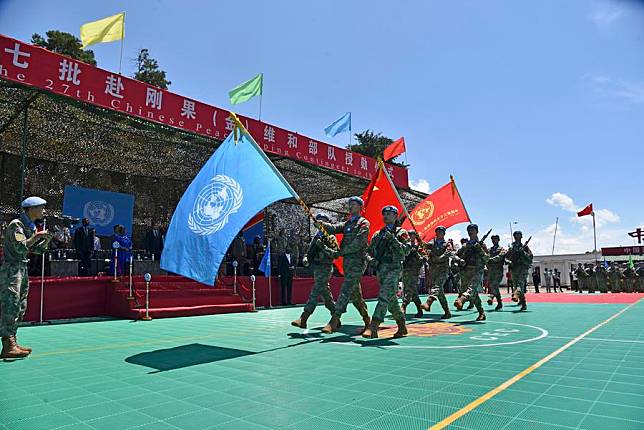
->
[31,31,97,65]
[348,130,406,166]
[133,49,171,89]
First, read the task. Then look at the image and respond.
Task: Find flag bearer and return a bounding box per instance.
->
[291,213,337,329]
[317,197,371,334]
[1,197,51,359]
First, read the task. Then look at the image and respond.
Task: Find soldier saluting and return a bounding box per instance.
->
[362,206,411,339]
[316,196,371,334]
[505,231,532,311]
[1,197,52,359]
[291,213,338,329]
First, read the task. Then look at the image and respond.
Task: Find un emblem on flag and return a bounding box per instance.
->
[188,175,243,236]
[83,201,115,227]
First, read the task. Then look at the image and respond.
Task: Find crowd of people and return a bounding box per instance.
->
[571,261,643,293]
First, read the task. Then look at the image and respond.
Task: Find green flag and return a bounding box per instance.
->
[628,255,634,269]
[229,73,263,104]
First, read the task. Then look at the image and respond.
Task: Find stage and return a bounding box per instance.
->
[21,275,382,322]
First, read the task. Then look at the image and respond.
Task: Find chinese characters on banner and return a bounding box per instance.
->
[0,34,408,188]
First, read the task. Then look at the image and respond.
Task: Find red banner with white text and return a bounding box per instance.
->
[0,34,407,188]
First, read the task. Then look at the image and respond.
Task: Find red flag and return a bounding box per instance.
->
[383,137,406,161]
[577,203,593,217]
[402,179,470,242]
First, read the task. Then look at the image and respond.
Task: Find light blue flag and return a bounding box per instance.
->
[258,240,271,277]
[161,127,298,285]
[324,112,351,137]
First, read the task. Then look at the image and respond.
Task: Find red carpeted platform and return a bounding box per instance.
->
[502,292,644,304]
[22,275,382,321]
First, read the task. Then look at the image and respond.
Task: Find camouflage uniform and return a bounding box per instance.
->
[586,264,597,293]
[291,232,337,328]
[574,264,588,293]
[636,263,644,293]
[453,239,488,317]
[595,264,609,293]
[1,214,47,345]
[505,238,532,310]
[424,238,453,317]
[622,265,637,293]
[486,243,506,309]
[367,225,410,324]
[608,263,621,293]
[320,216,370,327]
[401,237,426,315]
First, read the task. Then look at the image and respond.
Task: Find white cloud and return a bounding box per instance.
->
[583,74,644,104]
[546,192,577,212]
[445,228,464,244]
[409,178,430,194]
[588,2,624,28]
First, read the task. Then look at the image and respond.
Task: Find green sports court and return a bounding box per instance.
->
[2,294,643,430]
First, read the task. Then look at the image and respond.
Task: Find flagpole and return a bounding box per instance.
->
[258,74,263,121]
[348,112,352,147]
[118,13,125,75]
[379,159,421,236]
[592,211,598,262]
[552,216,558,256]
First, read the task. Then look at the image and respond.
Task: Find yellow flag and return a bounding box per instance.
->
[80,12,125,49]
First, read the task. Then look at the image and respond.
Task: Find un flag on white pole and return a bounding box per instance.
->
[161,121,297,285]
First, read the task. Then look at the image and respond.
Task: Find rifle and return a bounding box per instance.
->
[523,236,532,249]
[479,228,493,245]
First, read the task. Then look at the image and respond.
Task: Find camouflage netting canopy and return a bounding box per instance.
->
[0,83,426,244]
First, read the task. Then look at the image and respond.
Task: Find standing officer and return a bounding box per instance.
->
[1,197,51,359]
[401,230,426,318]
[291,213,337,329]
[622,263,637,293]
[486,234,505,311]
[317,196,371,334]
[585,263,597,294]
[362,206,410,339]
[421,226,452,319]
[636,262,644,293]
[452,224,488,321]
[505,231,532,311]
[574,263,588,293]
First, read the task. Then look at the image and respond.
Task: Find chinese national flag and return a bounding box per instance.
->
[383,137,406,161]
[577,203,593,217]
[333,164,403,274]
[402,179,471,242]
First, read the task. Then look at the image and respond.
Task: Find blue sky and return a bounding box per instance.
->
[1,0,643,253]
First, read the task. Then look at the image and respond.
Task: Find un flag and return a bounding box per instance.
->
[161,127,297,285]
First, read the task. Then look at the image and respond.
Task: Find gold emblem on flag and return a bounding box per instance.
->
[411,200,434,223]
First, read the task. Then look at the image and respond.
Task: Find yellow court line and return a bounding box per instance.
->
[428,299,642,430]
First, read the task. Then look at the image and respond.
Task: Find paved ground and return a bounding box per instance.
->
[1,294,643,430]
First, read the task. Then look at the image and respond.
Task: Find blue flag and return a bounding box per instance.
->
[161,125,297,285]
[324,112,351,137]
[258,240,271,277]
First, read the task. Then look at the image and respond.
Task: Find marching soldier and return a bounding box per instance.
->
[454,238,468,300]
[421,226,452,319]
[1,197,51,359]
[607,261,621,293]
[401,230,426,318]
[486,234,505,310]
[595,262,609,293]
[362,206,411,338]
[317,196,371,334]
[452,224,488,321]
[505,231,532,311]
[291,213,337,329]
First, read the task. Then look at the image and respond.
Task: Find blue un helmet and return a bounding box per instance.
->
[315,212,330,222]
[382,205,399,215]
[21,196,47,208]
[348,196,364,206]
[466,223,479,232]
[435,225,447,234]
[513,230,523,238]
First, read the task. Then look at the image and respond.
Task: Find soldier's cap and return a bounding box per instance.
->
[435,226,447,233]
[348,196,364,206]
[381,205,398,215]
[491,234,500,240]
[513,230,523,237]
[21,196,47,209]
[315,213,330,221]
[466,223,478,231]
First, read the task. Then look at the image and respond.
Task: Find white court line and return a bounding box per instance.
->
[548,335,644,344]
